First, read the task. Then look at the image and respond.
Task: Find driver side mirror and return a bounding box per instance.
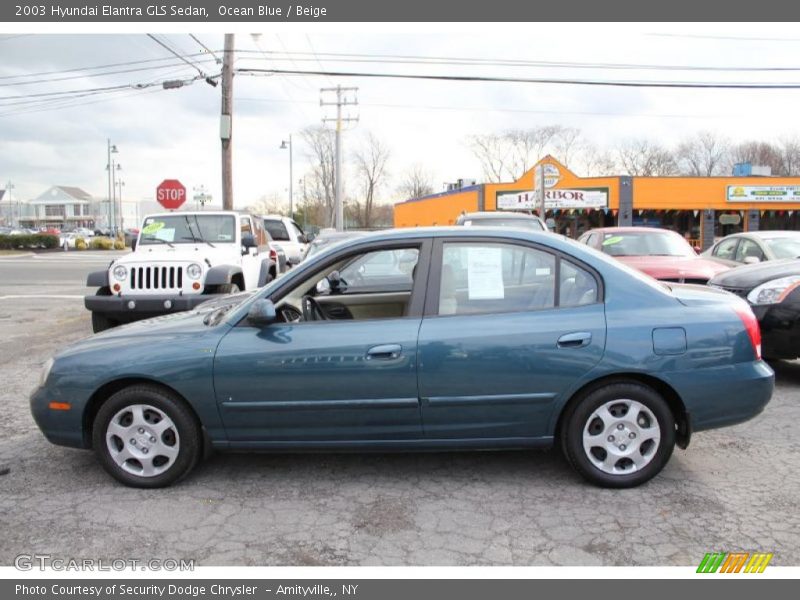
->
[130,238,137,251]
[743,256,761,265]
[241,233,257,255]
[247,299,277,326]
[298,234,309,244]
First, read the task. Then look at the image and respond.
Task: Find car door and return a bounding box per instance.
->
[213,239,432,443]
[238,215,262,290]
[417,238,606,440]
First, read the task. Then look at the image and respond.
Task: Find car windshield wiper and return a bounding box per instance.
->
[193,214,215,248]
[141,235,174,248]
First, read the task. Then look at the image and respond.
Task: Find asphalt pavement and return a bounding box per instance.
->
[0,251,798,566]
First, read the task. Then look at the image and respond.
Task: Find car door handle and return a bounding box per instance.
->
[557,332,592,348]
[366,344,402,360]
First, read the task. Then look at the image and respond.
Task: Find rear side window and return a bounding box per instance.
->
[560,260,598,307]
[263,219,290,241]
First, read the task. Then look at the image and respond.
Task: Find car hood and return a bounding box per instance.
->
[709,258,800,289]
[115,244,240,265]
[55,308,229,360]
[616,255,730,280]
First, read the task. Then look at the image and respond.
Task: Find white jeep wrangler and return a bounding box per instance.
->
[85,211,279,332]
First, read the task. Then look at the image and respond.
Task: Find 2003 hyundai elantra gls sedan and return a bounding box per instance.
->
[31,228,774,488]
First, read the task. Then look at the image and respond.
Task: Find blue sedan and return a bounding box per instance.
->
[30,228,773,488]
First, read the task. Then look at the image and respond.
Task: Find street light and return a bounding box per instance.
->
[116,179,125,230]
[280,135,293,221]
[106,140,119,234]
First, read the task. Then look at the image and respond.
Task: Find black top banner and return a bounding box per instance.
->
[5,0,800,22]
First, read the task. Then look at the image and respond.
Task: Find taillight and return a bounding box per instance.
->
[733,304,762,360]
[269,248,277,261]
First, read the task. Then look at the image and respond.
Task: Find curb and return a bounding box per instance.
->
[0,253,34,259]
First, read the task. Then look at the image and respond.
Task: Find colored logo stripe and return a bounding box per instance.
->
[697,552,773,573]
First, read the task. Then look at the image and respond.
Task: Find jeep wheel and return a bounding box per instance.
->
[216,283,241,294]
[91,311,117,333]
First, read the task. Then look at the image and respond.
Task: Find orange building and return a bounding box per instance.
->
[394,156,800,249]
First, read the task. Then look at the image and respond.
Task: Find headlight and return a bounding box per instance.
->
[39,358,54,387]
[112,265,127,281]
[747,275,800,306]
[187,263,203,279]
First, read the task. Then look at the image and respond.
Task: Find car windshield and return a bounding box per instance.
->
[465,217,545,230]
[139,215,236,245]
[765,236,800,259]
[600,231,695,257]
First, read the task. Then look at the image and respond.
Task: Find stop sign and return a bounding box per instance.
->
[156,179,186,210]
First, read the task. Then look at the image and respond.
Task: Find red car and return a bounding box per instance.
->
[578,227,730,284]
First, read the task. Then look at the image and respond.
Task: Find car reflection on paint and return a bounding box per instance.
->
[31,227,772,489]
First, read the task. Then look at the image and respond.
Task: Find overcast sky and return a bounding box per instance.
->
[4,23,800,209]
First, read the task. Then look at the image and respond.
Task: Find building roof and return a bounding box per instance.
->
[54,186,92,200]
[30,185,93,204]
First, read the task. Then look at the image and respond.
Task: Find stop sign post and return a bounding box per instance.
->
[156,179,187,210]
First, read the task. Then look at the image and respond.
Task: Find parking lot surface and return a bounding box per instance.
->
[1,252,798,566]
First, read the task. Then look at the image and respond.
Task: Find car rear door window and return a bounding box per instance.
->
[263,219,290,241]
[735,239,765,263]
[438,243,556,315]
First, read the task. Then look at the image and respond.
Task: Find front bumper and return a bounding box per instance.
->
[85,293,218,323]
[753,302,800,360]
[30,385,88,449]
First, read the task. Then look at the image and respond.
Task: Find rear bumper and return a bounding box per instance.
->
[664,360,774,433]
[84,293,215,322]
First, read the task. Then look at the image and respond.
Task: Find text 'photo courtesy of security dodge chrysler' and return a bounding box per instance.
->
[33,228,774,488]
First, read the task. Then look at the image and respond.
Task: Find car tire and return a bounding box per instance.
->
[91,311,117,333]
[92,385,201,488]
[561,382,675,488]
[215,283,241,294]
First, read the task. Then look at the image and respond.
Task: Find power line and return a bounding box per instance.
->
[0,51,211,81]
[238,67,800,89]
[0,58,218,88]
[234,48,800,73]
[147,34,208,78]
[188,34,221,63]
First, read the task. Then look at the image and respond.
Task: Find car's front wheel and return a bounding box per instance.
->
[92,385,201,488]
[561,382,675,488]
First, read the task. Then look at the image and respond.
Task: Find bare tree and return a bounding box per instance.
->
[675,131,729,176]
[551,127,584,169]
[777,136,800,176]
[397,164,435,199]
[506,126,562,178]
[300,125,336,226]
[247,192,288,216]
[352,132,391,228]
[616,138,678,176]
[727,141,782,175]
[574,144,618,176]
[467,133,510,182]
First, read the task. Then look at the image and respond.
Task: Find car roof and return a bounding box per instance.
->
[461,211,542,219]
[588,226,680,235]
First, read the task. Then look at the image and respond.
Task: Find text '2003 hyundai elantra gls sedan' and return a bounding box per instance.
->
[31,228,774,488]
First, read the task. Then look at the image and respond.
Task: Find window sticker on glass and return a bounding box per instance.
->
[536,268,551,276]
[141,221,165,235]
[602,235,624,246]
[467,246,505,300]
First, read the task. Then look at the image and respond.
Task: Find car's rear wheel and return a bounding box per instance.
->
[561,382,675,488]
[92,385,201,488]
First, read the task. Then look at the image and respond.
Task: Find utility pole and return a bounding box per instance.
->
[538,162,547,220]
[321,85,358,231]
[220,33,235,211]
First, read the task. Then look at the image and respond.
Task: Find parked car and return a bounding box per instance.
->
[703,230,800,266]
[455,211,548,231]
[709,258,800,360]
[303,229,367,260]
[58,232,82,249]
[261,215,309,266]
[578,227,730,284]
[33,227,772,489]
[84,211,280,333]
